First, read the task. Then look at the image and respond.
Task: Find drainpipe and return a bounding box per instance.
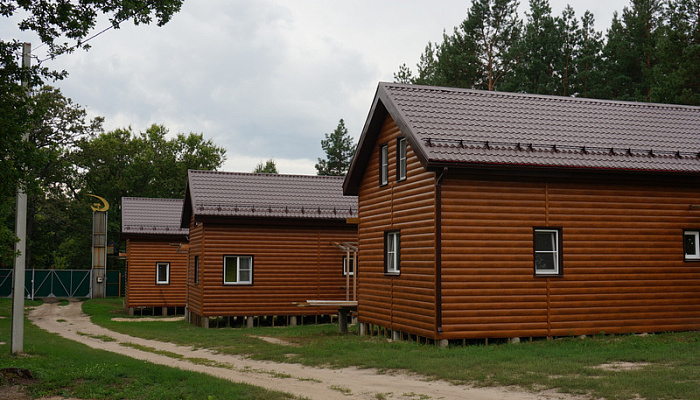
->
[436,167,448,335]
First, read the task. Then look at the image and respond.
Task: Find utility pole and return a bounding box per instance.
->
[11,42,31,354]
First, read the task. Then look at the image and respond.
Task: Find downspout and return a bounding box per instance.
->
[436,167,448,335]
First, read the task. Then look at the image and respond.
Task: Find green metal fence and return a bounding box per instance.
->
[0,269,125,298]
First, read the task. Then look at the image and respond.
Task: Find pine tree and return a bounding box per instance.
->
[461,0,523,90]
[315,119,356,176]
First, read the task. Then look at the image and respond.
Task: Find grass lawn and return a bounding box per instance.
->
[0,299,298,400]
[85,298,700,400]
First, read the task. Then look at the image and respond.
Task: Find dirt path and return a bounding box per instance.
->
[28,301,587,400]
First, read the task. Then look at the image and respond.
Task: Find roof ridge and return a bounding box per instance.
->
[379,82,700,111]
[188,169,346,180]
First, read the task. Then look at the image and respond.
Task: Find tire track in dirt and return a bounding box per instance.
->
[28,301,587,400]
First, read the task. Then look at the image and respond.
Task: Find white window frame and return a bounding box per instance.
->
[397,137,407,181]
[156,262,170,285]
[684,230,700,261]
[534,228,561,276]
[385,231,400,275]
[224,255,253,285]
[343,255,355,276]
[380,144,389,186]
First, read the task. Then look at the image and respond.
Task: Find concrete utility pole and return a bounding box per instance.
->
[11,42,31,354]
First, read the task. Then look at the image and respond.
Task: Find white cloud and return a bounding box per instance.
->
[2,0,631,178]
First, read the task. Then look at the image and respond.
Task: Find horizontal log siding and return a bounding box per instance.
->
[125,239,187,308]
[197,224,356,317]
[357,115,437,338]
[440,177,548,339]
[440,174,700,339]
[187,216,203,316]
[547,180,700,336]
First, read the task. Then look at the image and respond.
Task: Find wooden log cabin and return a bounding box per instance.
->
[121,197,189,315]
[343,82,700,344]
[182,170,358,327]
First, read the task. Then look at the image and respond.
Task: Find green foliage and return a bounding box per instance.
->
[395,0,700,105]
[0,300,295,399]
[253,159,279,174]
[315,119,356,176]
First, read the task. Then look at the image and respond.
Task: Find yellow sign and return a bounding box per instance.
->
[86,194,110,212]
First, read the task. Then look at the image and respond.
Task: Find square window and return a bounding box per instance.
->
[397,137,407,181]
[156,262,170,284]
[379,144,389,186]
[385,231,400,274]
[224,255,253,284]
[684,230,700,261]
[343,255,355,276]
[534,228,561,275]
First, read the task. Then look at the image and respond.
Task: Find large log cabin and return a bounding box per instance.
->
[343,82,700,343]
[121,197,189,315]
[182,170,358,327]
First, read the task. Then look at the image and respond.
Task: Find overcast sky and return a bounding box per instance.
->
[5,0,631,175]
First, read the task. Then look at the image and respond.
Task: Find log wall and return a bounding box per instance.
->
[187,222,357,318]
[440,173,700,339]
[356,115,438,338]
[125,238,188,309]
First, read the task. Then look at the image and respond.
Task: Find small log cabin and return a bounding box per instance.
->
[182,170,358,327]
[343,82,700,343]
[121,197,189,315]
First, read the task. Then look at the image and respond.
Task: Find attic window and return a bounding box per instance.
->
[379,144,388,186]
[397,137,407,181]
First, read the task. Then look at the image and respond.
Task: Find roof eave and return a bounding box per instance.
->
[343,82,431,195]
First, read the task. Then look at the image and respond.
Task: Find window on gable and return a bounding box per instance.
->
[397,137,407,181]
[343,255,355,276]
[684,230,700,261]
[534,228,562,276]
[385,231,400,275]
[379,144,388,186]
[224,255,253,285]
[156,262,170,285]
[193,255,199,284]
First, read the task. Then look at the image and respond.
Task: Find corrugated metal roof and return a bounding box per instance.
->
[344,83,700,194]
[383,83,700,171]
[184,170,357,221]
[121,197,188,236]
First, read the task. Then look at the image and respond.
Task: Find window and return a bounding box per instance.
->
[343,255,355,276]
[534,228,562,275]
[397,137,407,181]
[193,255,199,284]
[224,255,253,284]
[379,144,389,186]
[385,231,400,274]
[684,230,700,261]
[156,262,170,284]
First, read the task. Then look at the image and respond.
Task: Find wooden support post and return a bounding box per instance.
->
[338,308,349,334]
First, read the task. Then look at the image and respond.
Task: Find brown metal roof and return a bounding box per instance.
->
[182,170,357,225]
[344,82,700,194]
[121,197,188,236]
